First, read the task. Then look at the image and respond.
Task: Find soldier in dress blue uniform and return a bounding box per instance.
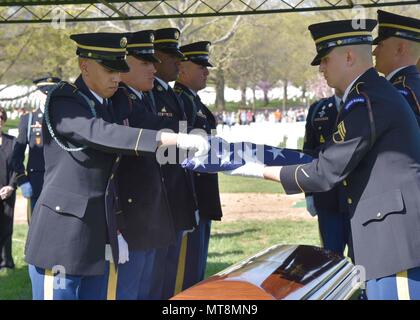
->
[0,107,17,270]
[147,27,199,300]
[11,77,60,223]
[373,10,420,127]
[24,32,209,300]
[303,92,351,257]
[173,41,223,291]
[227,19,420,300]
[103,30,179,300]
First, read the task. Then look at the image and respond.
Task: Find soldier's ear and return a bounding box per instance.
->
[78,58,89,74]
[396,40,409,57]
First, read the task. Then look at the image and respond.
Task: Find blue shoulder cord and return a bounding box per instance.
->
[44,81,97,152]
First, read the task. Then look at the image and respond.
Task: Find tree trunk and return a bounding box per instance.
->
[301,84,307,107]
[252,87,256,110]
[263,90,269,106]
[240,85,247,108]
[215,68,226,111]
[282,79,288,113]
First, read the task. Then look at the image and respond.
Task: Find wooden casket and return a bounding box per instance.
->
[172,244,361,300]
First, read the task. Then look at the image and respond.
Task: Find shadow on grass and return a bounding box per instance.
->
[205,262,232,278]
[0,265,31,300]
[208,250,243,258]
[211,228,259,239]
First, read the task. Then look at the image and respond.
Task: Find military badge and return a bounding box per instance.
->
[197,110,206,118]
[35,132,41,145]
[150,34,155,43]
[120,37,128,48]
[129,93,137,100]
[174,30,180,40]
[157,85,163,91]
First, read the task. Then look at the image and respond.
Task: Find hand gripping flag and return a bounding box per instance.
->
[181,136,313,173]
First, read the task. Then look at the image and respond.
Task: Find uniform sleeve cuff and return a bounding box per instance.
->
[280,165,304,194]
[135,129,159,155]
[16,174,29,186]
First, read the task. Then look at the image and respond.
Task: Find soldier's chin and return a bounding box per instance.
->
[104,87,118,98]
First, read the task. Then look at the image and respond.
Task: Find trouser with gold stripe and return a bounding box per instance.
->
[28,264,106,300]
[174,219,211,292]
[149,220,212,300]
[102,248,156,300]
[366,267,420,300]
[149,231,184,300]
[26,196,38,225]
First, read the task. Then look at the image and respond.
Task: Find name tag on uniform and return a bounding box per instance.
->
[314,117,329,122]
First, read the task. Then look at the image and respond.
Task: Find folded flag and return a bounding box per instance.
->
[181,137,313,173]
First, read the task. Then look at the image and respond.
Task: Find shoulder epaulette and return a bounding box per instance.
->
[173,86,183,94]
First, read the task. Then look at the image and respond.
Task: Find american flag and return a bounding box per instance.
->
[182,137,313,173]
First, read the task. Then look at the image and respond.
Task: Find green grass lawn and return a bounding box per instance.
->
[218,174,285,193]
[3,118,19,132]
[0,219,319,300]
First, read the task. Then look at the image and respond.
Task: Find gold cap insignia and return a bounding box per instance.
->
[120,37,128,48]
[174,31,180,40]
[88,52,92,57]
[206,43,210,51]
[161,107,167,112]
[150,34,155,43]
[337,40,343,45]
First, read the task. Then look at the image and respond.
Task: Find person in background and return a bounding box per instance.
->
[373,10,420,126]
[174,41,223,293]
[0,107,17,270]
[12,77,61,224]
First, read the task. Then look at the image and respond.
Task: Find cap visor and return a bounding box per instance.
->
[100,59,130,73]
[191,59,213,67]
[310,48,334,66]
[310,52,323,66]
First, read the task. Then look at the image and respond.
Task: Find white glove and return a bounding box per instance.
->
[20,182,33,199]
[0,186,14,200]
[117,234,129,264]
[305,195,317,217]
[194,209,200,226]
[176,133,210,158]
[105,244,113,262]
[224,162,265,179]
[181,210,200,237]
